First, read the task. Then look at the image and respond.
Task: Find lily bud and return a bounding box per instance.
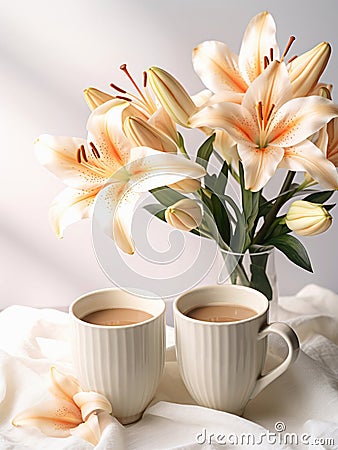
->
[165,198,202,231]
[123,116,178,153]
[83,87,114,111]
[147,67,197,127]
[286,200,332,236]
[168,179,201,193]
[288,42,331,97]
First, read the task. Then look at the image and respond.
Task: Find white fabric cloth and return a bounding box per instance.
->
[0,284,338,449]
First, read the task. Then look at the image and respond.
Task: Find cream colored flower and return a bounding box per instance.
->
[193,11,330,99]
[35,98,205,254]
[165,198,202,231]
[84,65,180,148]
[286,200,332,236]
[12,367,112,446]
[190,61,338,191]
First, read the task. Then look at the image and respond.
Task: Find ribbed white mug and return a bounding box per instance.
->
[174,285,299,415]
[70,288,166,424]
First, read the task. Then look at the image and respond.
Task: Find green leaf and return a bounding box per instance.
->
[221,194,246,252]
[150,187,186,207]
[196,134,215,169]
[211,194,231,245]
[324,203,336,211]
[177,132,189,157]
[214,160,229,195]
[250,262,273,300]
[248,247,273,300]
[238,162,259,246]
[266,234,313,272]
[303,190,334,204]
[204,173,218,191]
[144,204,166,218]
[258,194,273,218]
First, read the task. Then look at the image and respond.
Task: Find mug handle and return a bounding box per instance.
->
[250,322,300,399]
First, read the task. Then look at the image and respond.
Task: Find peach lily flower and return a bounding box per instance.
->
[84,64,179,151]
[190,61,338,191]
[193,11,330,100]
[35,98,205,254]
[12,367,112,446]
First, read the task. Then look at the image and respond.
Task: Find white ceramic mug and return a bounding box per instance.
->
[70,288,166,424]
[174,285,299,415]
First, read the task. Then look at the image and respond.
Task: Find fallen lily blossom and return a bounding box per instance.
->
[12,367,112,446]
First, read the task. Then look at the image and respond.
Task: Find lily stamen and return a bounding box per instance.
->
[80,145,88,163]
[76,148,82,163]
[281,36,296,61]
[120,63,148,105]
[143,71,148,88]
[266,103,275,123]
[288,55,298,64]
[89,142,101,159]
[264,56,269,69]
[109,83,127,94]
[258,101,264,123]
[115,95,132,102]
[270,48,274,62]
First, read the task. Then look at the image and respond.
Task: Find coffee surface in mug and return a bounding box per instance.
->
[186,304,257,322]
[82,308,153,326]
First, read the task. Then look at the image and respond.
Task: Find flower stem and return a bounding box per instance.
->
[253,171,296,244]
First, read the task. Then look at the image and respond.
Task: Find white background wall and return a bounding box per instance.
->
[0,0,337,309]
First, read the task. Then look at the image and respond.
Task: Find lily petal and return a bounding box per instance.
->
[327,118,338,166]
[73,391,112,421]
[35,135,107,190]
[126,147,206,193]
[84,87,115,111]
[189,102,259,146]
[238,11,280,84]
[49,367,81,402]
[280,139,338,189]
[49,187,98,238]
[168,178,201,193]
[147,67,197,127]
[288,42,331,97]
[206,91,244,105]
[87,98,132,168]
[238,143,284,191]
[214,130,239,165]
[147,107,179,144]
[191,89,213,107]
[193,41,247,93]
[242,60,292,118]
[12,399,82,438]
[70,412,101,446]
[70,411,113,446]
[269,96,338,147]
[124,116,178,153]
[99,148,205,254]
[98,182,139,255]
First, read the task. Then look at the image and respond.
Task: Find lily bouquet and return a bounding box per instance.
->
[35,12,337,301]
